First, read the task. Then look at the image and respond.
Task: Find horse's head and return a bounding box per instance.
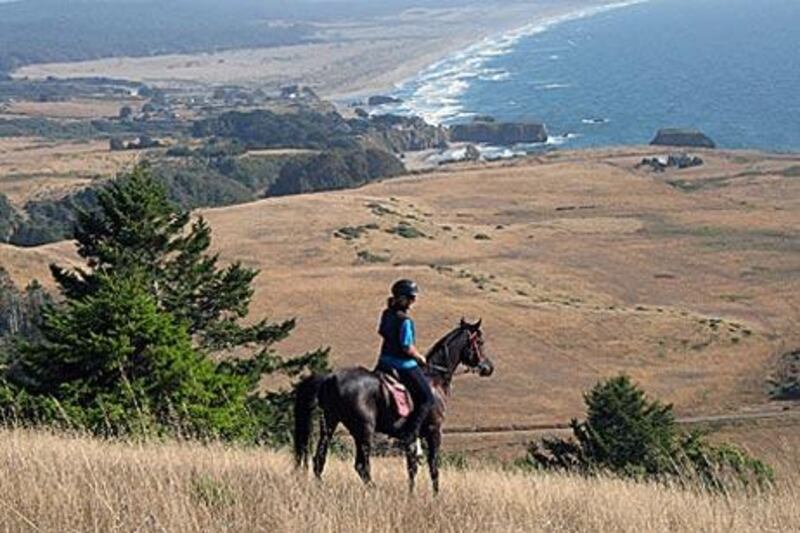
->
[458,317,494,377]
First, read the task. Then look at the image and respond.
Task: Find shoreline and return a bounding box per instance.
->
[11,1,619,100]
[369,0,651,124]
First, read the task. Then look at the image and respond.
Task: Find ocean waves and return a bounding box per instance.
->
[389,0,650,128]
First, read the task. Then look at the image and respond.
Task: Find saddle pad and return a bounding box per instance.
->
[381,375,413,418]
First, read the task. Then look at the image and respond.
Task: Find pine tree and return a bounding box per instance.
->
[2,164,328,442]
[4,273,255,438]
[575,375,677,476]
[50,163,328,375]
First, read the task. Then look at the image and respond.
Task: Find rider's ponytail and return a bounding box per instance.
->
[388,295,411,311]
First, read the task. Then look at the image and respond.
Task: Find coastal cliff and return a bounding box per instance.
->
[359,114,448,153]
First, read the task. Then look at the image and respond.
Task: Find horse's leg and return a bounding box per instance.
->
[405,441,419,493]
[353,424,375,486]
[425,427,442,494]
[313,411,338,480]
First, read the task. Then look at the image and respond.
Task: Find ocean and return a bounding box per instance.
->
[387,0,800,152]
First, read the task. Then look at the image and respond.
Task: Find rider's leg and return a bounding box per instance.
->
[398,366,435,442]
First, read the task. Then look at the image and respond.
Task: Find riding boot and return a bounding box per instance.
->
[397,403,432,446]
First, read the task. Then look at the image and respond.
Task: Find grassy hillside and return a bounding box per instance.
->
[0,429,797,532]
[3,148,799,431]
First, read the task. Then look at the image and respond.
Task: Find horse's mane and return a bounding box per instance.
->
[425,327,462,363]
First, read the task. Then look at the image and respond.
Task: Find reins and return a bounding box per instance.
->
[425,328,481,381]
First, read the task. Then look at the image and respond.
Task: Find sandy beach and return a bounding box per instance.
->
[13,1,615,100]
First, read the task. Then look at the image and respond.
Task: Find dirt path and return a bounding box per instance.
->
[444,404,800,435]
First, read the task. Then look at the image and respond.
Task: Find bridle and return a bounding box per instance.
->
[427,328,485,381]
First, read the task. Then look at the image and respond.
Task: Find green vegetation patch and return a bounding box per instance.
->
[770,350,800,400]
[335,226,369,240]
[781,165,800,178]
[335,224,380,241]
[387,223,425,239]
[268,148,405,197]
[366,202,400,217]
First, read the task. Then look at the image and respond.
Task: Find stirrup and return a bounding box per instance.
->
[396,436,424,458]
[411,438,424,458]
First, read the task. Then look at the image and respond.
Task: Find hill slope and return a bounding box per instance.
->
[3,148,799,429]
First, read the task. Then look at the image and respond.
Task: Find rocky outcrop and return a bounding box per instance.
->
[368,95,403,106]
[450,120,548,145]
[280,85,320,101]
[359,114,448,153]
[651,129,716,149]
[463,144,481,161]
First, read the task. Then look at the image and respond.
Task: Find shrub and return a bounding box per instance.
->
[781,165,800,178]
[524,375,773,490]
[334,226,368,240]
[166,145,193,157]
[388,223,425,239]
[267,148,404,197]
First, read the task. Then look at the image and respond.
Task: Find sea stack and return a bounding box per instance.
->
[450,117,548,145]
[651,128,716,149]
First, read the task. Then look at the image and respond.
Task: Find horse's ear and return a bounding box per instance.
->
[460,317,467,328]
[475,318,482,330]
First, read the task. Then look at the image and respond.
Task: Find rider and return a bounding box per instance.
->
[377,279,435,446]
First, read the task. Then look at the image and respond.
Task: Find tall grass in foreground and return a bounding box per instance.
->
[0,429,797,532]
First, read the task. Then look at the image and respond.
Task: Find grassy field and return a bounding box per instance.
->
[0,137,140,204]
[3,147,799,434]
[0,429,798,533]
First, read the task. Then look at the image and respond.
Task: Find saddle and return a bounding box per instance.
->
[376,369,413,418]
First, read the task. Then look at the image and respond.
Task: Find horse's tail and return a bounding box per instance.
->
[293,373,326,470]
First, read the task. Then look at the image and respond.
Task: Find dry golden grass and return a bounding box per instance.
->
[4,99,143,120]
[3,148,799,434]
[0,429,798,533]
[0,138,141,204]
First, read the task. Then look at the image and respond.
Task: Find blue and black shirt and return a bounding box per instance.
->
[378,308,417,370]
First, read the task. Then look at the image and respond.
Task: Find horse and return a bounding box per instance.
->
[293,318,494,493]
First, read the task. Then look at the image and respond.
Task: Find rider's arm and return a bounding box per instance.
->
[400,319,426,366]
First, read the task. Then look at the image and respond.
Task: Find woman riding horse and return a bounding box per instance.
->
[293,281,494,493]
[375,279,435,447]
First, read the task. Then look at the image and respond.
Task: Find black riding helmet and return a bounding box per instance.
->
[391,279,419,299]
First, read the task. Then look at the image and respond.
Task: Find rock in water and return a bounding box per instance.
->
[651,128,716,148]
[368,95,403,106]
[464,144,481,161]
[450,120,548,145]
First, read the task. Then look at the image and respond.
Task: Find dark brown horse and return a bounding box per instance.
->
[293,318,494,493]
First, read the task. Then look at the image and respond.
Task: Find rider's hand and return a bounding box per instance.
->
[408,345,426,366]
